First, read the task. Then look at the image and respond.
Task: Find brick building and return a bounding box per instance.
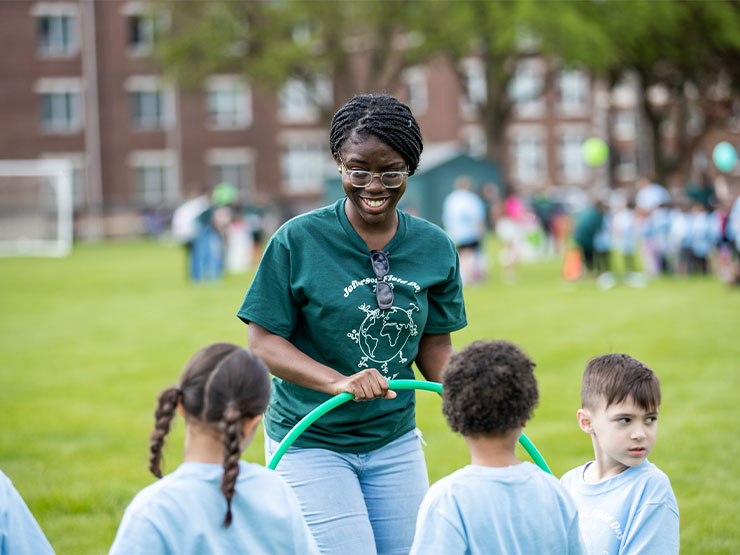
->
[1,0,633,239]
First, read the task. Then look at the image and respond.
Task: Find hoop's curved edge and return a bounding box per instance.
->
[266,392,353,470]
[518,432,552,474]
[267,379,551,474]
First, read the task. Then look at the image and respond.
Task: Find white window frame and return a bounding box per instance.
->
[205,148,256,202]
[460,125,487,158]
[125,75,173,130]
[278,77,332,123]
[557,69,589,115]
[403,66,428,116]
[557,129,588,184]
[34,77,83,134]
[509,58,546,119]
[509,127,547,186]
[31,2,79,57]
[128,150,178,206]
[121,1,165,57]
[459,57,486,120]
[205,75,252,130]
[615,149,638,182]
[279,132,326,195]
[614,110,637,141]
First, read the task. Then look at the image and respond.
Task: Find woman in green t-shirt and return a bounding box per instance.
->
[238,93,467,555]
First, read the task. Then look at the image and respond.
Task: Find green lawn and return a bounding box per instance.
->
[1,239,738,553]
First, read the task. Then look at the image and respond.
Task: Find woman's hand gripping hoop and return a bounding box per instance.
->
[267,379,552,473]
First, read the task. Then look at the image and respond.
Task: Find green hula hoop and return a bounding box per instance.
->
[267,379,552,474]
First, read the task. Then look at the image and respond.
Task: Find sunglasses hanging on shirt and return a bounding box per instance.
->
[370,250,394,310]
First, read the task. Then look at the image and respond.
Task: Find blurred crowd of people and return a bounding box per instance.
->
[442,172,740,290]
[170,183,278,283]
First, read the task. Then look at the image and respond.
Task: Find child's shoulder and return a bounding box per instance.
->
[630,460,675,492]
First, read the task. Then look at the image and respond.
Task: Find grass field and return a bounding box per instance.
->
[1,238,739,553]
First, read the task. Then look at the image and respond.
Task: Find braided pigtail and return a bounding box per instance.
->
[220,403,242,527]
[149,387,180,478]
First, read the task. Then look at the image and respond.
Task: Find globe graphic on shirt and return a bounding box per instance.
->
[357,306,417,363]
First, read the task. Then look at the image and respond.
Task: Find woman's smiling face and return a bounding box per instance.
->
[336,134,408,230]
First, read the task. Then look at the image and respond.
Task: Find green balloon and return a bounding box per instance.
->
[582,137,609,167]
[212,182,237,206]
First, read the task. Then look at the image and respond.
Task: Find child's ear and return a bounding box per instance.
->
[177,400,185,417]
[577,409,593,434]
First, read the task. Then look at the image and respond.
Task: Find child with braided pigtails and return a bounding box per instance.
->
[109,343,318,554]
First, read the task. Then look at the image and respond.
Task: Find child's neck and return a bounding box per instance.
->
[584,457,630,483]
[183,421,228,465]
[464,429,522,468]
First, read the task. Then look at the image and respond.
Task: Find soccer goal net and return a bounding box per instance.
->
[0,159,73,257]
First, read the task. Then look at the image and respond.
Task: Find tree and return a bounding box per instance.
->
[410,0,612,176]
[153,0,444,122]
[570,1,740,186]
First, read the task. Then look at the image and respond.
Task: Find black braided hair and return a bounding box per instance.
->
[148,343,271,528]
[329,93,423,175]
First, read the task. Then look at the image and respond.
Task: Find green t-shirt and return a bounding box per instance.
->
[237,198,467,452]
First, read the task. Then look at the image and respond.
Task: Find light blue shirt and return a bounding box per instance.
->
[442,189,487,246]
[0,470,54,555]
[561,460,679,555]
[410,462,584,555]
[109,461,318,555]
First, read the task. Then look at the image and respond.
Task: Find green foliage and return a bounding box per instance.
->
[1,239,739,553]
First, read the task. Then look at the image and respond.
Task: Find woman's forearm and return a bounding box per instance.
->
[415,333,454,384]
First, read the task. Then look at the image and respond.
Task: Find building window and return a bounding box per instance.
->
[403,67,428,116]
[278,77,332,123]
[129,150,176,206]
[121,2,164,56]
[131,91,165,128]
[126,76,171,130]
[281,140,325,194]
[206,76,252,130]
[509,59,545,118]
[206,148,255,202]
[461,125,487,158]
[615,149,638,182]
[459,57,486,119]
[34,78,83,134]
[512,135,545,184]
[614,110,637,140]
[557,69,589,114]
[31,3,79,57]
[558,134,587,183]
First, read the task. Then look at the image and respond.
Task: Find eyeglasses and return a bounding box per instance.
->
[338,156,408,189]
[370,250,394,310]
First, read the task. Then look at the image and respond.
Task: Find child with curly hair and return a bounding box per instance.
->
[109,343,318,554]
[410,340,584,554]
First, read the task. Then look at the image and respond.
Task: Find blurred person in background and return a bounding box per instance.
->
[531,185,559,257]
[728,184,740,285]
[442,175,487,284]
[612,196,646,287]
[573,198,606,279]
[192,183,235,283]
[171,188,209,282]
[593,206,615,289]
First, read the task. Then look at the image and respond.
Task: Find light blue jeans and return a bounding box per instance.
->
[265,429,429,555]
